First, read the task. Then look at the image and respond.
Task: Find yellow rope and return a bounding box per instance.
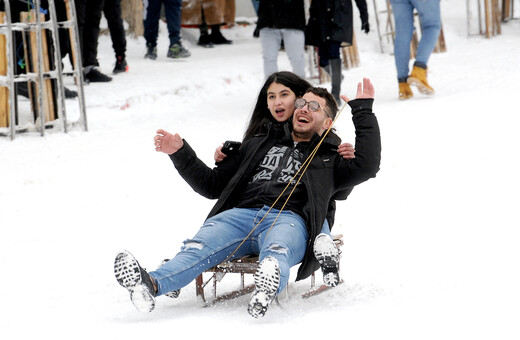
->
[220,101,349,264]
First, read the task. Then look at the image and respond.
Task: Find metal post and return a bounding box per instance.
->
[373,0,385,53]
[3,1,17,140]
[33,0,46,136]
[47,0,67,132]
[66,0,87,132]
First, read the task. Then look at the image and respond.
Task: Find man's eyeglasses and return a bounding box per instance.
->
[294,98,330,117]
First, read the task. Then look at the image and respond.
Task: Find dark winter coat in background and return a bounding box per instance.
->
[256,0,306,31]
[305,0,369,47]
[170,99,381,281]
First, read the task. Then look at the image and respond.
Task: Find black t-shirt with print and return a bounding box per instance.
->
[236,139,308,219]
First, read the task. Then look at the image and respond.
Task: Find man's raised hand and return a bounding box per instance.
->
[154,129,183,154]
[340,77,375,103]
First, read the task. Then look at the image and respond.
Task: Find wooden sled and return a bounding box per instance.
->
[195,235,344,306]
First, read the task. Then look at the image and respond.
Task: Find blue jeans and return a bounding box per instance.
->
[389,0,441,81]
[143,0,182,46]
[150,206,308,296]
[260,28,306,78]
[251,0,260,14]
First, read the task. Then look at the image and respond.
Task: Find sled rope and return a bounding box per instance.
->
[220,101,348,264]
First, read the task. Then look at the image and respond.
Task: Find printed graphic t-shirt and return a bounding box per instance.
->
[236,140,308,219]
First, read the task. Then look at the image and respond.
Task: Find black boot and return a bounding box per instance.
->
[330,58,342,104]
[198,24,214,47]
[210,25,232,45]
[198,32,214,48]
[64,87,78,99]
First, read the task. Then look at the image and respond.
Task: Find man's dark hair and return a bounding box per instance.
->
[305,87,338,119]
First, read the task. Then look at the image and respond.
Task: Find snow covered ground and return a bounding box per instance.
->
[2,1,520,338]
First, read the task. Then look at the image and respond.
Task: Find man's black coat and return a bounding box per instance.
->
[170,99,381,281]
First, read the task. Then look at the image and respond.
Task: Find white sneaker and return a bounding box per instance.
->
[313,234,340,287]
[248,256,280,318]
[114,250,156,313]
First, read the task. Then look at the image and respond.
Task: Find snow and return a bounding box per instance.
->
[2,0,520,338]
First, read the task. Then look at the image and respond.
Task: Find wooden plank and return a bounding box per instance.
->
[485,0,493,38]
[0,12,9,128]
[493,0,501,34]
[502,0,511,20]
[342,31,360,70]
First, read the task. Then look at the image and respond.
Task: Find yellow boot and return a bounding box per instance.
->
[399,82,413,100]
[407,66,434,95]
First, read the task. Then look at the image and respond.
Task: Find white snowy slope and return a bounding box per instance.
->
[1,0,520,339]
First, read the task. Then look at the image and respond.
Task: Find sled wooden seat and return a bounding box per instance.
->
[195,234,344,306]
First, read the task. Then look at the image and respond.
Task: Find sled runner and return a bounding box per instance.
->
[195,234,344,306]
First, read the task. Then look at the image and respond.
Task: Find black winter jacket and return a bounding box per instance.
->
[170,99,381,281]
[305,0,369,47]
[256,0,306,31]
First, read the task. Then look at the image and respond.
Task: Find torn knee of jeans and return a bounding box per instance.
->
[181,239,204,251]
[267,244,288,255]
[201,222,215,229]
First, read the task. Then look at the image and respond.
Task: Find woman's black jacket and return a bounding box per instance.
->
[305,0,369,47]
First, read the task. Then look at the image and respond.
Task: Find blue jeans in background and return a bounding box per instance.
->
[260,28,306,78]
[389,0,441,81]
[251,0,260,14]
[143,0,182,47]
[150,206,309,296]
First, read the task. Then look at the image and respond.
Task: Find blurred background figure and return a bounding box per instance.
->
[256,0,306,78]
[389,0,441,100]
[305,0,369,104]
[76,0,113,82]
[143,0,191,59]
[103,0,128,74]
[181,0,235,48]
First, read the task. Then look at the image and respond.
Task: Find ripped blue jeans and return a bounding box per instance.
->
[149,206,308,296]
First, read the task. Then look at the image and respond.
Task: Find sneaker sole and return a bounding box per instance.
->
[166,54,191,59]
[114,251,155,313]
[248,291,271,318]
[114,251,142,288]
[130,284,156,313]
[253,257,280,294]
[248,257,280,318]
[407,77,434,95]
[314,235,340,287]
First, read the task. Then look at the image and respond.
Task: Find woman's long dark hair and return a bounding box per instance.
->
[243,72,312,141]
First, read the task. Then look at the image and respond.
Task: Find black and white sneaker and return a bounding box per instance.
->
[114,250,157,313]
[167,43,191,59]
[145,43,157,60]
[248,256,280,318]
[313,233,340,287]
[158,259,181,299]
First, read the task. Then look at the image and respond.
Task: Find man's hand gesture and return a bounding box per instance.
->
[154,129,183,154]
[340,77,375,103]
